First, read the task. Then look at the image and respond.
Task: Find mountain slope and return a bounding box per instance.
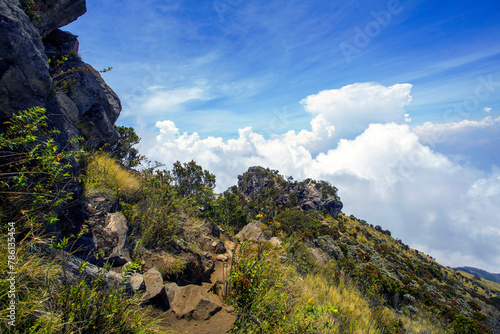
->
[231,166,500,333]
[456,267,500,284]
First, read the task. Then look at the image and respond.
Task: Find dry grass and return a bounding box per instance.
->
[84,153,142,200]
[0,236,160,333]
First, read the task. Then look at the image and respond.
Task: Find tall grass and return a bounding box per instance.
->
[83,153,141,201]
[0,236,159,333]
[228,240,450,334]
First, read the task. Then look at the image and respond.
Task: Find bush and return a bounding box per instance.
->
[211,186,249,234]
[0,107,81,233]
[274,209,322,238]
[171,160,215,199]
[111,125,145,168]
[125,169,188,249]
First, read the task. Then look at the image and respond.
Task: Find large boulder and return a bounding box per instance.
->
[84,195,132,266]
[167,284,222,320]
[235,221,265,242]
[143,267,168,309]
[103,212,131,266]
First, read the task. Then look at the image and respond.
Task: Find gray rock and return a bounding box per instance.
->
[169,285,222,320]
[236,221,265,241]
[403,293,416,304]
[202,252,215,275]
[84,196,133,266]
[216,254,228,262]
[269,237,281,246]
[0,1,51,120]
[165,282,181,305]
[211,241,226,254]
[33,0,86,37]
[143,267,168,309]
[43,29,80,59]
[130,273,145,293]
[0,1,120,149]
[104,212,131,266]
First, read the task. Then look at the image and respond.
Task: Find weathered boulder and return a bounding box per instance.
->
[235,221,265,241]
[43,29,79,59]
[33,0,87,37]
[143,267,168,309]
[104,212,131,266]
[168,284,222,320]
[83,195,131,266]
[211,240,226,254]
[129,273,146,293]
[236,221,281,246]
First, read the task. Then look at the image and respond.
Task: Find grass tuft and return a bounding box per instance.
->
[83,153,142,200]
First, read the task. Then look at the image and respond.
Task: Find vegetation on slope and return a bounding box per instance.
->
[1,108,498,333]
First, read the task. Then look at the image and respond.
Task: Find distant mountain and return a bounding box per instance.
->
[455,266,500,284]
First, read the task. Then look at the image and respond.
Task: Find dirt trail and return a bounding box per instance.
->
[156,242,238,334]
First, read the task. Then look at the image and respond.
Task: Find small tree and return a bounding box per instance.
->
[112,125,145,168]
[214,186,249,232]
[171,160,216,199]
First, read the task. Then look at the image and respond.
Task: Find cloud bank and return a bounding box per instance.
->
[146,82,500,273]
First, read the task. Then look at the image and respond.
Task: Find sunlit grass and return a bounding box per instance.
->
[83,153,142,200]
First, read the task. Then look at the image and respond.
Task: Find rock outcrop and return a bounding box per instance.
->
[237,166,343,217]
[0,0,120,148]
[32,0,87,38]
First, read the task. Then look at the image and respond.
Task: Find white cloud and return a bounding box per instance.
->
[300,82,413,138]
[142,86,211,113]
[483,107,492,113]
[412,116,500,169]
[413,116,499,145]
[147,82,500,273]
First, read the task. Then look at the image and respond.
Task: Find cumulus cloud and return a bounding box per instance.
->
[413,116,500,169]
[300,82,413,138]
[147,82,500,272]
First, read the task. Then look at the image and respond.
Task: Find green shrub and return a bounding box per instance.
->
[125,169,188,249]
[274,209,322,238]
[0,107,82,233]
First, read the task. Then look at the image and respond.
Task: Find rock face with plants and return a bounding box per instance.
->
[237,166,343,220]
[0,0,120,148]
[1,1,500,334]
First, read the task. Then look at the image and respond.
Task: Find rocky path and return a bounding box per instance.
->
[147,240,237,334]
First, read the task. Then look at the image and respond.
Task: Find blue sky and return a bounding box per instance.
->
[67,0,500,272]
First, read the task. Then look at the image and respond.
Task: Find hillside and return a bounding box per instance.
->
[1,1,499,334]
[456,267,500,284]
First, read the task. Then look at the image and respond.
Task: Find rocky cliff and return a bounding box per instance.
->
[237,166,343,218]
[0,0,120,147]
